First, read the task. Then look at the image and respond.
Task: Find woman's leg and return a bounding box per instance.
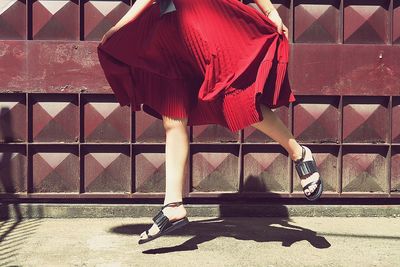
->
[139,114,189,240]
[251,103,320,195]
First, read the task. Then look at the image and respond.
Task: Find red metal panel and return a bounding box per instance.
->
[83,0,131,41]
[391,147,400,193]
[135,110,168,143]
[191,145,239,192]
[342,96,389,143]
[0,0,400,200]
[394,1,400,44]
[83,95,131,143]
[32,0,79,40]
[0,145,27,193]
[83,145,130,192]
[31,145,79,193]
[293,96,340,143]
[393,97,400,143]
[31,94,79,142]
[0,94,26,142]
[0,0,27,40]
[342,146,388,193]
[192,125,239,143]
[344,0,390,44]
[290,44,400,95]
[294,0,340,43]
[243,145,289,192]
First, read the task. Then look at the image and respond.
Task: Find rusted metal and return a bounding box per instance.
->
[0,0,399,200]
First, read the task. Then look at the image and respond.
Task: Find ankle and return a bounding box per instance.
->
[290,145,304,161]
[163,199,183,207]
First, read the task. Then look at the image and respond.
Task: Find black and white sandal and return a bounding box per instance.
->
[294,146,323,201]
[138,201,189,245]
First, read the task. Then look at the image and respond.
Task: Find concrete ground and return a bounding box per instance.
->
[1,217,399,267]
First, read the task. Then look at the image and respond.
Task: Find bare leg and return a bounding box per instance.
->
[251,103,320,195]
[139,115,188,240]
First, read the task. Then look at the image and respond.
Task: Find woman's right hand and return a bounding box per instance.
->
[100,26,120,46]
[267,9,288,39]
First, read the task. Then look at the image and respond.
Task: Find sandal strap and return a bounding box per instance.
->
[302,179,321,192]
[295,160,318,178]
[152,210,172,232]
[162,201,183,209]
[294,145,306,163]
[151,201,183,232]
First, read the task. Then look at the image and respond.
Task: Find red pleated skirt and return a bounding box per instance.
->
[97,0,295,132]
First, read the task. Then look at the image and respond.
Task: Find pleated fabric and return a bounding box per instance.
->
[97,0,296,132]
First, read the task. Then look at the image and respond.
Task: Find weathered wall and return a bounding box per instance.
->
[0,0,399,200]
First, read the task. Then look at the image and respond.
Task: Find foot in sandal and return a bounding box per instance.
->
[294,146,323,201]
[138,201,189,244]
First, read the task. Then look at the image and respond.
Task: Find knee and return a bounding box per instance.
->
[162,115,188,132]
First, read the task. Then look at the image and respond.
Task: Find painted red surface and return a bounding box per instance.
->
[0,0,399,199]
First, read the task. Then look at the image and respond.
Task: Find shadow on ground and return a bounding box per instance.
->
[112,214,331,254]
[111,176,331,254]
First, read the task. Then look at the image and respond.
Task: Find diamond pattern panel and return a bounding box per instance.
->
[243,146,289,192]
[393,98,400,143]
[135,110,167,143]
[192,148,239,192]
[391,147,400,193]
[135,152,165,193]
[0,0,26,39]
[293,146,338,193]
[343,97,389,143]
[243,106,288,143]
[32,0,79,40]
[294,98,339,143]
[32,146,79,192]
[0,94,26,142]
[83,0,131,41]
[84,98,130,143]
[134,147,190,194]
[32,96,79,142]
[192,125,239,143]
[84,146,130,192]
[342,147,387,192]
[294,0,339,43]
[0,145,26,193]
[344,0,389,44]
[394,2,400,44]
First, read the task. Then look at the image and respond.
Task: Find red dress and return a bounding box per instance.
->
[97,0,295,132]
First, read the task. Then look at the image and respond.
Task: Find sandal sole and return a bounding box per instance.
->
[138,217,190,245]
[305,179,323,201]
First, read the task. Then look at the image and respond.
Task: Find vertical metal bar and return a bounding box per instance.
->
[79,0,83,41]
[188,143,193,197]
[388,95,393,196]
[238,143,243,193]
[389,0,394,45]
[78,93,83,194]
[290,0,294,43]
[288,98,294,195]
[27,0,32,40]
[338,95,343,195]
[339,0,344,44]
[131,101,136,194]
[26,93,32,194]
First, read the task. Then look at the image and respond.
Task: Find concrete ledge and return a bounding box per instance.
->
[1,203,400,219]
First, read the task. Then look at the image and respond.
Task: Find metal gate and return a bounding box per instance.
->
[0,0,399,200]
